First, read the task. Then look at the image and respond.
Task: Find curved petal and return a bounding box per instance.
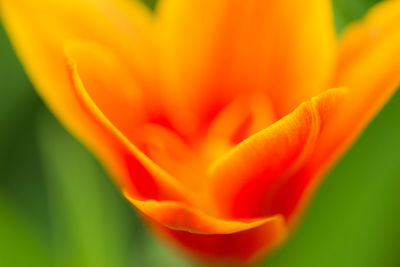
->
[264,88,348,225]
[65,41,147,142]
[202,92,276,162]
[0,0,190,202]
[155,0,337,132]
[274,0,400,228]
[125,191,284,235]
[1,0,155,88]
[209,88,347,220]
[243,1,400,226]
[66,46,194,203]
[319,0,400,170]
[150,216,286,264]
[209,95,320,219]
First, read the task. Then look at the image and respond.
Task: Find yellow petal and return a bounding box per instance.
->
[1,0,155,88]
[202,91,276,162]
[65,41,147,142]
[317,0,400,171]
[0,0,155,145]
[265,88,348,226]
[155,0,337,132]
[209,95,320,219]
[67,46,192,202]
[208,88,347,220]
[125,191,285,235]
[1,0,192,202]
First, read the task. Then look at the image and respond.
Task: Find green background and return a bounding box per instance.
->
[1,0,399,266]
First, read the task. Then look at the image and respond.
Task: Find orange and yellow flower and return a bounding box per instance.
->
[2,0,400,263]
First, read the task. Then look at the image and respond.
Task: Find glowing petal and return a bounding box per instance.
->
[155,0,337,132]
[1,0,155,87]
[209,88,347,219]
[125,191,285,235]
[65,41,146,141]
[67,49,192,202]
[280,1,400,227]
[151,216,286,263]
[265,88,348,225]
[0,0,180,201]
[319,0,400,171]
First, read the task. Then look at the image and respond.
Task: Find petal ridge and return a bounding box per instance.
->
[65,48,193,203]
[125,190,286,235]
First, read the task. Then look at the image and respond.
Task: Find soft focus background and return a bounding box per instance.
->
[1,0,399,266]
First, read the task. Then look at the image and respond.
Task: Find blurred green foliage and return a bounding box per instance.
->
[1,0,399,266]
[332,0,381,33]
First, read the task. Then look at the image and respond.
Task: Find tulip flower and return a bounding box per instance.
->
[2,0,400,264]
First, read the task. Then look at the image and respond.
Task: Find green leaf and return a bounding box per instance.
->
[36,110,139,267]
[0,195,53,267]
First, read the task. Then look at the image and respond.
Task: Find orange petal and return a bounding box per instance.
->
[264,88,348,226]
[150,216,286,263]
[1,0,192,203]
[278,1,400,227]
[202,92,276,162]
[66,47,193,203]
[209,96,320,219]
[65,41,147,142]
[1,0,155,89]
[125,191,284,235]
[0,0,153,157]
[209,88,347,220]
[133,122,205,191]
[317,0,400,173]
[155,0,337,132]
